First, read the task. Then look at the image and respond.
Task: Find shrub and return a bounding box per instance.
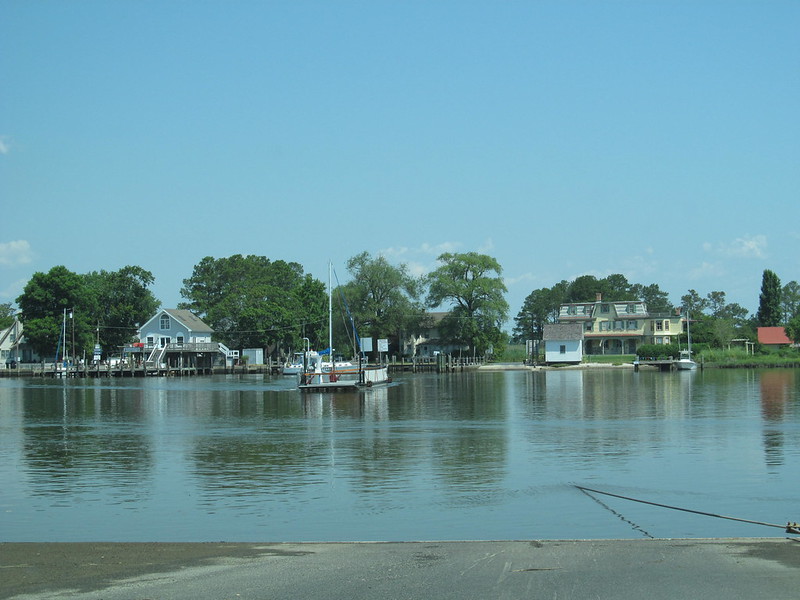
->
[636,344,681,360]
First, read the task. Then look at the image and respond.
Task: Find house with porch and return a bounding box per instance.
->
[557,294,684,355]
[126,309,237,369]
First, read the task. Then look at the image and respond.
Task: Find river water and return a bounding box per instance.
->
[1,368,798,542]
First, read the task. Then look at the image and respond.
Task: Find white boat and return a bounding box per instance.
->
[282,352,306,375]
[675,310,697,370]
[675,349,697,370]
[298,263,391,392]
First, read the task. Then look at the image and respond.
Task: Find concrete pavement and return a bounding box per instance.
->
[2,538,798,599]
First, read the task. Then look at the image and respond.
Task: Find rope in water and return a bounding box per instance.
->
[574,484,799,533]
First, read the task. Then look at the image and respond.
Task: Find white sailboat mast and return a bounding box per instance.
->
[328,261,333,370]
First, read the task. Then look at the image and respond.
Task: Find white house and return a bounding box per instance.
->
[131,309,234,369]
[543,323,584,364]
[0,318,40,367]
[138,309,214,348]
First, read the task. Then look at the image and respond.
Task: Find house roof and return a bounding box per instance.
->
[164,309,214,333]
[543,323,584,341]
[139,309,214,333]
[757,327,792,345]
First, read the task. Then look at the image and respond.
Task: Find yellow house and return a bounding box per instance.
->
[557,294,684,355]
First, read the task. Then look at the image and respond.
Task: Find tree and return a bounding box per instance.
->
[513,286,565,341]
[786,313,800,345]
[564,275,601,303]
[781,281,800,322]
[180,255,326,353]
[17,266,96,360]
[426,252,509,356]
[681,290,709,315]
[630,283,672,313]
[0,302,14,330]
[756,269,782,326]
[83,266,160,356]
[339,252,428,357]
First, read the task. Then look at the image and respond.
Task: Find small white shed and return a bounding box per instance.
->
[543,323,584,364]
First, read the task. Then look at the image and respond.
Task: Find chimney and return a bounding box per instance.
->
[596,293,602,302]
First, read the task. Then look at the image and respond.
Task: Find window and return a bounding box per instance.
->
[601,304,610,313]
[176,336,184,346]
[628,321,637,330]
[664,320,669,330]
[560,345,566,354]
[160,314,170,330]
[585,322,593,332]
[627,304,636,313]
[147,336,154,345]
[568,306,577,315]
[655,321,663,331]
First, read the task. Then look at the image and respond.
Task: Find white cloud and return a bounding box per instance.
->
[0,136,9,155]
[689,261,726,280]
[504,272,536,287]
[703,234,767,259]
[379,241,464,273]
[0,240,33,267]
[478,238,494,253]
[1,278,28,301]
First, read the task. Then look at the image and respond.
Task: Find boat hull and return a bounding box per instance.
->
[298,366,391,392]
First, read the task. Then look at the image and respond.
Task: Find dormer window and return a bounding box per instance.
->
[160,314,170,330]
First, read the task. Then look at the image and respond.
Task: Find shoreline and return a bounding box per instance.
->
[2,538,798,599]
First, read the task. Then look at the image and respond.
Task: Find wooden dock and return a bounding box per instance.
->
[1,356,485,379]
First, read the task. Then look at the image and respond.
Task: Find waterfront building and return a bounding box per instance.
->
[0,318,40,367]
[543,323,584,364]
[557,294,683,355]
[125,309,237,369]
[757,327,794,348]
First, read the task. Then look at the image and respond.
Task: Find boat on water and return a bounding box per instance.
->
[297,263,391,392]
[675,310,697,370]
[297,353,390,392]
[675,349,697,370]
[282,352,306,375]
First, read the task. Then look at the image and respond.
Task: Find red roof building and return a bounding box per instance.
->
[757,327,793,345]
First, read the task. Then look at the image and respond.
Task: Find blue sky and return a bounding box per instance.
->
[1,1,798,325]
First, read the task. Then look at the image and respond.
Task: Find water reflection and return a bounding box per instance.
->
[0,369,798,542]
[759,369,798,468]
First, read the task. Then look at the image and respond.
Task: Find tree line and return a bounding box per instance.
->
[7,256,798,362]
[9,251,509,360]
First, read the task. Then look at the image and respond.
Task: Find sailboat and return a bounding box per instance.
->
[297,263,391,392]
[675,310,697,370]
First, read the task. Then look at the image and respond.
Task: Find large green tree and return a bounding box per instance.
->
[630,283,672,313]
[513,284,567,342]
[338,252,428,357]
[426,252,509,356]
[781,281,800,323]
[17,266,96,360]
[83,266,160,355]
[756,269,782,326]
[180,255,326,353]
